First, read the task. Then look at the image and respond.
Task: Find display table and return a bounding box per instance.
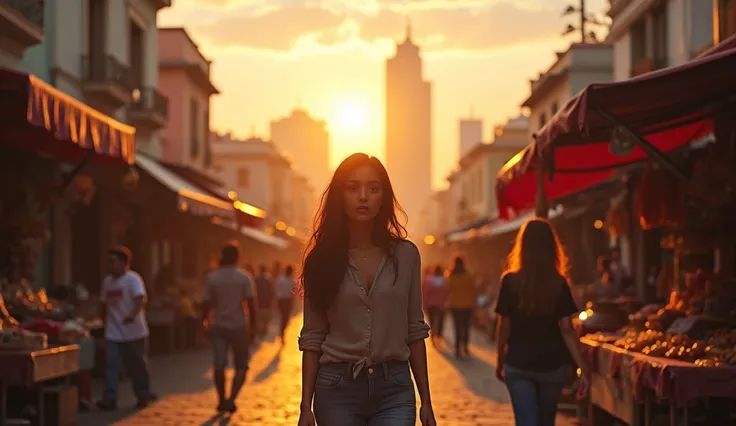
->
[582,337,736,426]
[0,345,80,426]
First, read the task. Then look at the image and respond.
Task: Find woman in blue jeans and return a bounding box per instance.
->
[296,154,436,426]
[495,218,590,426]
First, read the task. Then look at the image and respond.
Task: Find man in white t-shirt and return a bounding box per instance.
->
[96,246,157,411]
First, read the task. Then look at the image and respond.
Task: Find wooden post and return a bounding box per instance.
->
[535,162,549,218]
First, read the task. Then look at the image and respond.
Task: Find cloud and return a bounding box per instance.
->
[195,4,344,50]
[192,1,575,52]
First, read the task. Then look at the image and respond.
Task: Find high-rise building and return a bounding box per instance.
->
[270,109,330,194]
[385,22,432,237]
[459,119,483,158]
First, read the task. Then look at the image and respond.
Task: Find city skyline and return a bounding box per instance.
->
[159,0,609,189]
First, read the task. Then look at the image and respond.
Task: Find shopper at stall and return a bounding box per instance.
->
[495,218,590,426]
[423,265,448,345]
[97,246,157,411]
[255,264,274,337]
[446,255,477,359]
[275,264,296,344]
[202,242,258,413]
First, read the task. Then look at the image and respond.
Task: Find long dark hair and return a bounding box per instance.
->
[504,218,569,315]
[299,153,407,313]
[450,255,467,276]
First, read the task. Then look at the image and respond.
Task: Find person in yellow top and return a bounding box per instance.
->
[446,255,477,359]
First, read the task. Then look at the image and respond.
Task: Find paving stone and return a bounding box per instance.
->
[79,317,575,425]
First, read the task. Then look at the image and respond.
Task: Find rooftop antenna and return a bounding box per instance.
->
[405,15,412,41]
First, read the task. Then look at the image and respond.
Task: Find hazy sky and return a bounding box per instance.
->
[159,0,608,189]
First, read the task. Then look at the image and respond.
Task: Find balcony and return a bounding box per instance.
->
[0,0,45,57]
[129,88,168,132]
[81,55,134,109]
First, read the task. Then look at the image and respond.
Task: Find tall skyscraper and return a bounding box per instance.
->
[459,119,483,158]
[385,22,432,237]
[270,109,330,194]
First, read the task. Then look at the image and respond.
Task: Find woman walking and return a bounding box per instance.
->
[275,265,296,344]
[495,218,589,426]
[423,265,448,345]
[297,153,436,426]
[446,256,477,358]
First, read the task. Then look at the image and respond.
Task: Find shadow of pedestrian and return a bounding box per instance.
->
[200,413,232,426]
[252,351,281,383]
[435,343,509,404]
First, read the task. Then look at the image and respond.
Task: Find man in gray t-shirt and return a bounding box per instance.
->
[202,243,258,413]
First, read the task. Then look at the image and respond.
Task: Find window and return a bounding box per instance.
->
[539,113,547,130]
[203,108,212,167]
[630,18,647,75]
[88,0,105,58]
[189,98,199,158]
[129,20,145,89]
[651,3,668,69]
[237,168,250,187]
[551,102,559,116]
[717,0,736,42]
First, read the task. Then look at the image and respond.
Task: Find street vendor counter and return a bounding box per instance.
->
[0,345,79,426]
[581,337,736,426]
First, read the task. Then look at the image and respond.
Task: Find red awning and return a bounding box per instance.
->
[496,34,736,217]
[0,67,135,165]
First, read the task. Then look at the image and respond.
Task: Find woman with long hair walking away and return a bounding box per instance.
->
[446,256,477,359]
[297,153,436,426]
[423,265,448,346]
[495,218,590,426]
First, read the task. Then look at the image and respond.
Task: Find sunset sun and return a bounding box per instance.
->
[334,102,368,133]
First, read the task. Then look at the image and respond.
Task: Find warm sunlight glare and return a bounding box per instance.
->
[336,102,368,132]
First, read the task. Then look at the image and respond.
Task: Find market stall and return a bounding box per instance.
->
[493,34,736,425]
[0,66,136,423]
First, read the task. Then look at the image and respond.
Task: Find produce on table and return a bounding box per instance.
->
[589,327,736,367]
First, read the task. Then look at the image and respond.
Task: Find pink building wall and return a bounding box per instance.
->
[157,28,216,169]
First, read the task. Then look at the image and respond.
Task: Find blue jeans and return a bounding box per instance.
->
[504,364,567,426]
[314,361,416,426]
[103,338,152,402]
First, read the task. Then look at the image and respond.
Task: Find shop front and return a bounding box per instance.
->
[0,67,136,423]
[495,35,736,425]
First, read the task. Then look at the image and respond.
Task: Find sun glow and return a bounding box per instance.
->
[334,102,368,133]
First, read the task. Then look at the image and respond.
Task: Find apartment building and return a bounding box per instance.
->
[523,43,613,140]
[20,0,170,152]
[607,0,727,81]
[0,0,45,69]
[211,133,301,232]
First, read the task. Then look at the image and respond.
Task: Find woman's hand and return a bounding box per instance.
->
[575,375,590,400]
[419,404,437,426]
[297,408,316,426]
[495,364,505,383]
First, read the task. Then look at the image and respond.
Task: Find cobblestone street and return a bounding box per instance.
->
[80,317,575,426]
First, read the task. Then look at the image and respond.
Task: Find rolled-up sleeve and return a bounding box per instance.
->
[407,247,430,343]
[298,298,329,352]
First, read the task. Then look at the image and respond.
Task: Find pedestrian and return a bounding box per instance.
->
[446,255,477,359]
[201,242,258,413]
[423,265,448,345]
[275,264,296,344]
[494,218,590,426]
[254,264,273,337]
[96,246,157,411]
[296,153,437,426]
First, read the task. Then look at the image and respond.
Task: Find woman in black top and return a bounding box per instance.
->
[494,218,590,426]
